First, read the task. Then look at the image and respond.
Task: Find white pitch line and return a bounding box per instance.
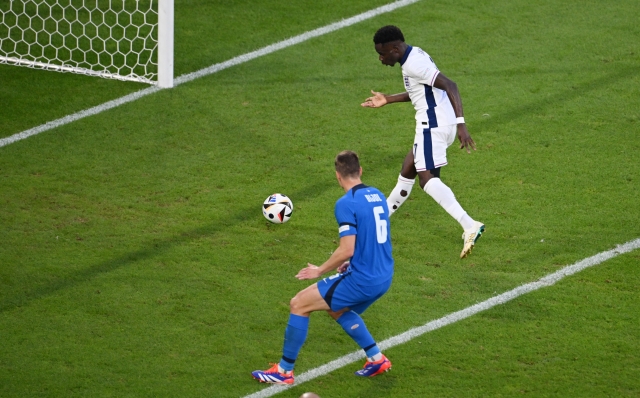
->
[0,0,422,149]
[0,86,161,147]
[243,237,640,398]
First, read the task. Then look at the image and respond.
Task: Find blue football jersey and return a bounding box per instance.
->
[334,184,394,285]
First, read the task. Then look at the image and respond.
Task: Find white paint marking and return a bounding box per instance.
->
[0,0,422,149]
[0,87,161,147]
[243,238,640,398]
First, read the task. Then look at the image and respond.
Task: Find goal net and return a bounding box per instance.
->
[0,0,173,87]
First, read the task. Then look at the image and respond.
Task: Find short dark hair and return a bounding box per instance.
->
[373,25,405,45]
[335,150,360,178]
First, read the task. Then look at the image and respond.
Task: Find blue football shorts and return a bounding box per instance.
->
[317,272,392,314]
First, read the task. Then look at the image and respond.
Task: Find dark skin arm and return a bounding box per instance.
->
[361,90,410,107]
[433,72,476,153]
[361,74,476,153]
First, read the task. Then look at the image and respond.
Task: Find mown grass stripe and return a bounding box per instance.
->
[244,237,640,397]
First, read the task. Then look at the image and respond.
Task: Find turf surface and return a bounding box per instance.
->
[1,0,639,397]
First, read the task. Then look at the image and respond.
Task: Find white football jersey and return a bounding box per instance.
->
[400,45,457,128]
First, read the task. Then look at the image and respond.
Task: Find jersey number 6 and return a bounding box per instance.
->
[373,206,388,244]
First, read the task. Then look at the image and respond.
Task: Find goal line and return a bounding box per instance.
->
[0,0,422,149]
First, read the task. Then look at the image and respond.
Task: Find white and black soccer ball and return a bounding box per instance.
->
[262,193,293,224]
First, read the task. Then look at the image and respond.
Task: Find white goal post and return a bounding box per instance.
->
[0,0,173,88]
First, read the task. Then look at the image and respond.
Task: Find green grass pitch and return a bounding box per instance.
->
[1,0,639,397]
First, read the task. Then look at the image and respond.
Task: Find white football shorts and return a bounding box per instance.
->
[413,123,456,171]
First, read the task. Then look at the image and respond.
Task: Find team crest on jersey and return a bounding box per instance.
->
[404,75,410,90]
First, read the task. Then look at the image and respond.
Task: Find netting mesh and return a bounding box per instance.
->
[0,0,158,84]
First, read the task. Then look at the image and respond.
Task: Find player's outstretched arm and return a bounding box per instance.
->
[433,73,476,153]
[361,90,410,108]
[296,235,355,280]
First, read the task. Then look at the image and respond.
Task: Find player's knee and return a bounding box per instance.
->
[327,309,346,321]
[289,295,302,313]
[400,170,417,180]
[400,164,417,179]
[418,174,431,189]
[418,168,440,188]
[327,311,340,321]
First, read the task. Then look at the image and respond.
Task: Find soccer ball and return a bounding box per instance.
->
[262,193,293,224]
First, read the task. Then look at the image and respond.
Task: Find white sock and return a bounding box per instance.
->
[424,178,475,231]
[387,175,415,216]
[368,353,383,362]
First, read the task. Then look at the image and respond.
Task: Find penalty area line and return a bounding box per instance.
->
[243,237,640,398]
[0,0,422,149]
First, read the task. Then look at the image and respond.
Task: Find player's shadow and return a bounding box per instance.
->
[356,373,398,397]
[0,179,336,314]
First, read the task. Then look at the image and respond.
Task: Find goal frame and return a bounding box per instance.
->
[157,0,173,88]
[0,0,174,88]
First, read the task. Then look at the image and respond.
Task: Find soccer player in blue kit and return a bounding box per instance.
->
[362,25,484,258]
[251,151,394,385]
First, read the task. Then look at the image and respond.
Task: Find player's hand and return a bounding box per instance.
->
[337,261,350,274]
[296,263,323,280]
[361,90,387,108]
[457,124,476,153]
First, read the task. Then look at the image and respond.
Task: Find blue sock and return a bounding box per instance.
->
[336,311,380,358]
[279,314,309,372]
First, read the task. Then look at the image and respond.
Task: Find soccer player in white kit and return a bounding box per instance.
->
[361,25,484,258]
